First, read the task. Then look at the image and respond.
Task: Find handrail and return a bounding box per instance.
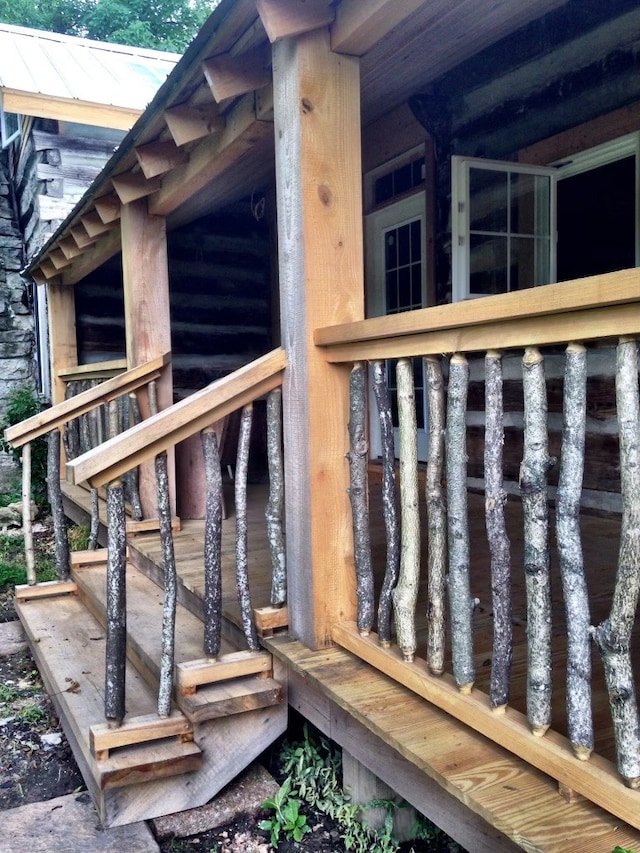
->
[314,268,640,361]
[66,347,288,488]
[5,353,170,448]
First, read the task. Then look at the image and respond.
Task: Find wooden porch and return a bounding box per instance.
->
[44,477,640,851]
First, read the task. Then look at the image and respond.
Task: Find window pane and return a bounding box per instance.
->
[386,270,398,312]
[410,219,421,262]
[398,223,410,266]
[375,173,394,205]
[469,234,508,295]
[385,229,397,269]
[469,168,508,232]
[398,266,411,308]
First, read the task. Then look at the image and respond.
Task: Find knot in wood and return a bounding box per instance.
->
[354,437,368,456]
[301,97,314,113]
[318,185,333,206]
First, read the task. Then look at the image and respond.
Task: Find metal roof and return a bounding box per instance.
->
[0,23,180,119]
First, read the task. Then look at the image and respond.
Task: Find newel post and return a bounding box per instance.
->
[120,199,174,517]
[272,29,364,649]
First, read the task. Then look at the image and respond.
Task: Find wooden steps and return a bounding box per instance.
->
[15,551,288,827]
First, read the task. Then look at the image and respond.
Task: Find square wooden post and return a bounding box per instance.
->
[121,199,174,517]
[47,282,77,406]
[272,29,364,649]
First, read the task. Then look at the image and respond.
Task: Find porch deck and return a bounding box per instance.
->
[97,479,640,852]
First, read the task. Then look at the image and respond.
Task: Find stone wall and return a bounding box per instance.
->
[0,147,36,494]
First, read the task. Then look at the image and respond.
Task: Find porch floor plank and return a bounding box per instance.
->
[267,633,640,853]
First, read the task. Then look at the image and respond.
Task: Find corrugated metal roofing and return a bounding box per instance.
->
[0,22,181,111]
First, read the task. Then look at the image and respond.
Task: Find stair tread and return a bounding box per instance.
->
[178,674,284,722]
[98,738,202,790]
[16,593,200,796]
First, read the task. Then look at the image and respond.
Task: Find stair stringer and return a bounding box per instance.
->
[101,659,288,827]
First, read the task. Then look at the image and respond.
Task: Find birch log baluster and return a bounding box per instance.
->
[47,428,70,580]
[21,442,36,585]
[156,450,177,717]
[557,342,592,759]
[372,360,399,648]
[446,353,475,693]
[485,350,512,711]
[425,355,446,675]
[202,426,223,658]
[63,381,80,461]
[88,401,101,550]
[265,388,286,607]
[105,477,126,725]
[126,392,143,521]
[520,346,553,736]
[592,336,640,787]
[392,358,420,662]
[236,403,259,651]
[348,362,374,636]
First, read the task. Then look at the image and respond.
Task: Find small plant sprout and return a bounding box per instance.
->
[260,777,310,847]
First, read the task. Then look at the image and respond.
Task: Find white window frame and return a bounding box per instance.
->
[0,98,21,149]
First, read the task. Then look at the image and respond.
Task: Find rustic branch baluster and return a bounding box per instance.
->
[485,350,512,711]
[265,388,286,607]
[88,390,101,550]
[348,362,374,636]
[105,477,127,725]
[156,450,177,717]
[63,380,80,462]
[592,336,640,787]
[392,358,420,662]
[21,441,36,586]
[202,426,223,658]
[557,342,593,759]
[372,360,400,648]
[236,403,259,651]
[520,346,553,736]
[47,427,70,580]
[447,353,475,693]
[126,392,143,521]
[425,355,446,676]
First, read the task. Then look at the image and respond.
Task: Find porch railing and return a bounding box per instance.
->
[63,348,288,724]
[314,268,640,831]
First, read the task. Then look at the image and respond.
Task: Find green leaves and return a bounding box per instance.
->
[260,777,310,849]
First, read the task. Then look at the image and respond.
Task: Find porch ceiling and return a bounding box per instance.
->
[28,0,582,284]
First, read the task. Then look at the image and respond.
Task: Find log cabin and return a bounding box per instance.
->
[5,1,640,849]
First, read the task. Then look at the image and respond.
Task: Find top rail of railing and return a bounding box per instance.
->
[314,269,640,362]
[5,353,170,448]
[66,347,288,488]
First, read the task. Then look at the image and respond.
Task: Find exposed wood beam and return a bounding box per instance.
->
[135,139,189,179]
[202,49,270,103]
[81,210,113,238]
[70,224,97,249]
[1,89,141,131]
[58,236,83,260]
[49,248,71,270]
[149,92,273,218]
[112,173,162,205]
[272,30,364,649]
[94,194,121,225]
[62,227,122,287]
[39,260,59,280]
[255,0,334,42]
[164,104,225,146]
[331,0,424,56]
[31,269,48,286]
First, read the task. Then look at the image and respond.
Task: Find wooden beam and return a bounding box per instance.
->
[58,236,83,260]
[58,359,128,380]
[202,49,270,103]
[31,268,48,285]
[39,259,59,279]
[135,139,189,179]
[94,193,121,225]
[47,282,77,405]
[70,224,96,249]
[149,92,273,218]
[121,199,173,517]
[331,0,424,56]
[272,30,364,649]
[255,0,334,42]
[49,248,71,270]
[1,89,141,131]
[112,173,162,205]
[81,210,113,238]
[62,227,122,287]
[66,348,287,488]
[163,104,225,146]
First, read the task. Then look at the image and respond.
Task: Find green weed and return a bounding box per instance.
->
[260,776,310,847]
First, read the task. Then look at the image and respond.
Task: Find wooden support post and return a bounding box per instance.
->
[273,28,364,649]
[46,282,77,406]
[121,199,173,518]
